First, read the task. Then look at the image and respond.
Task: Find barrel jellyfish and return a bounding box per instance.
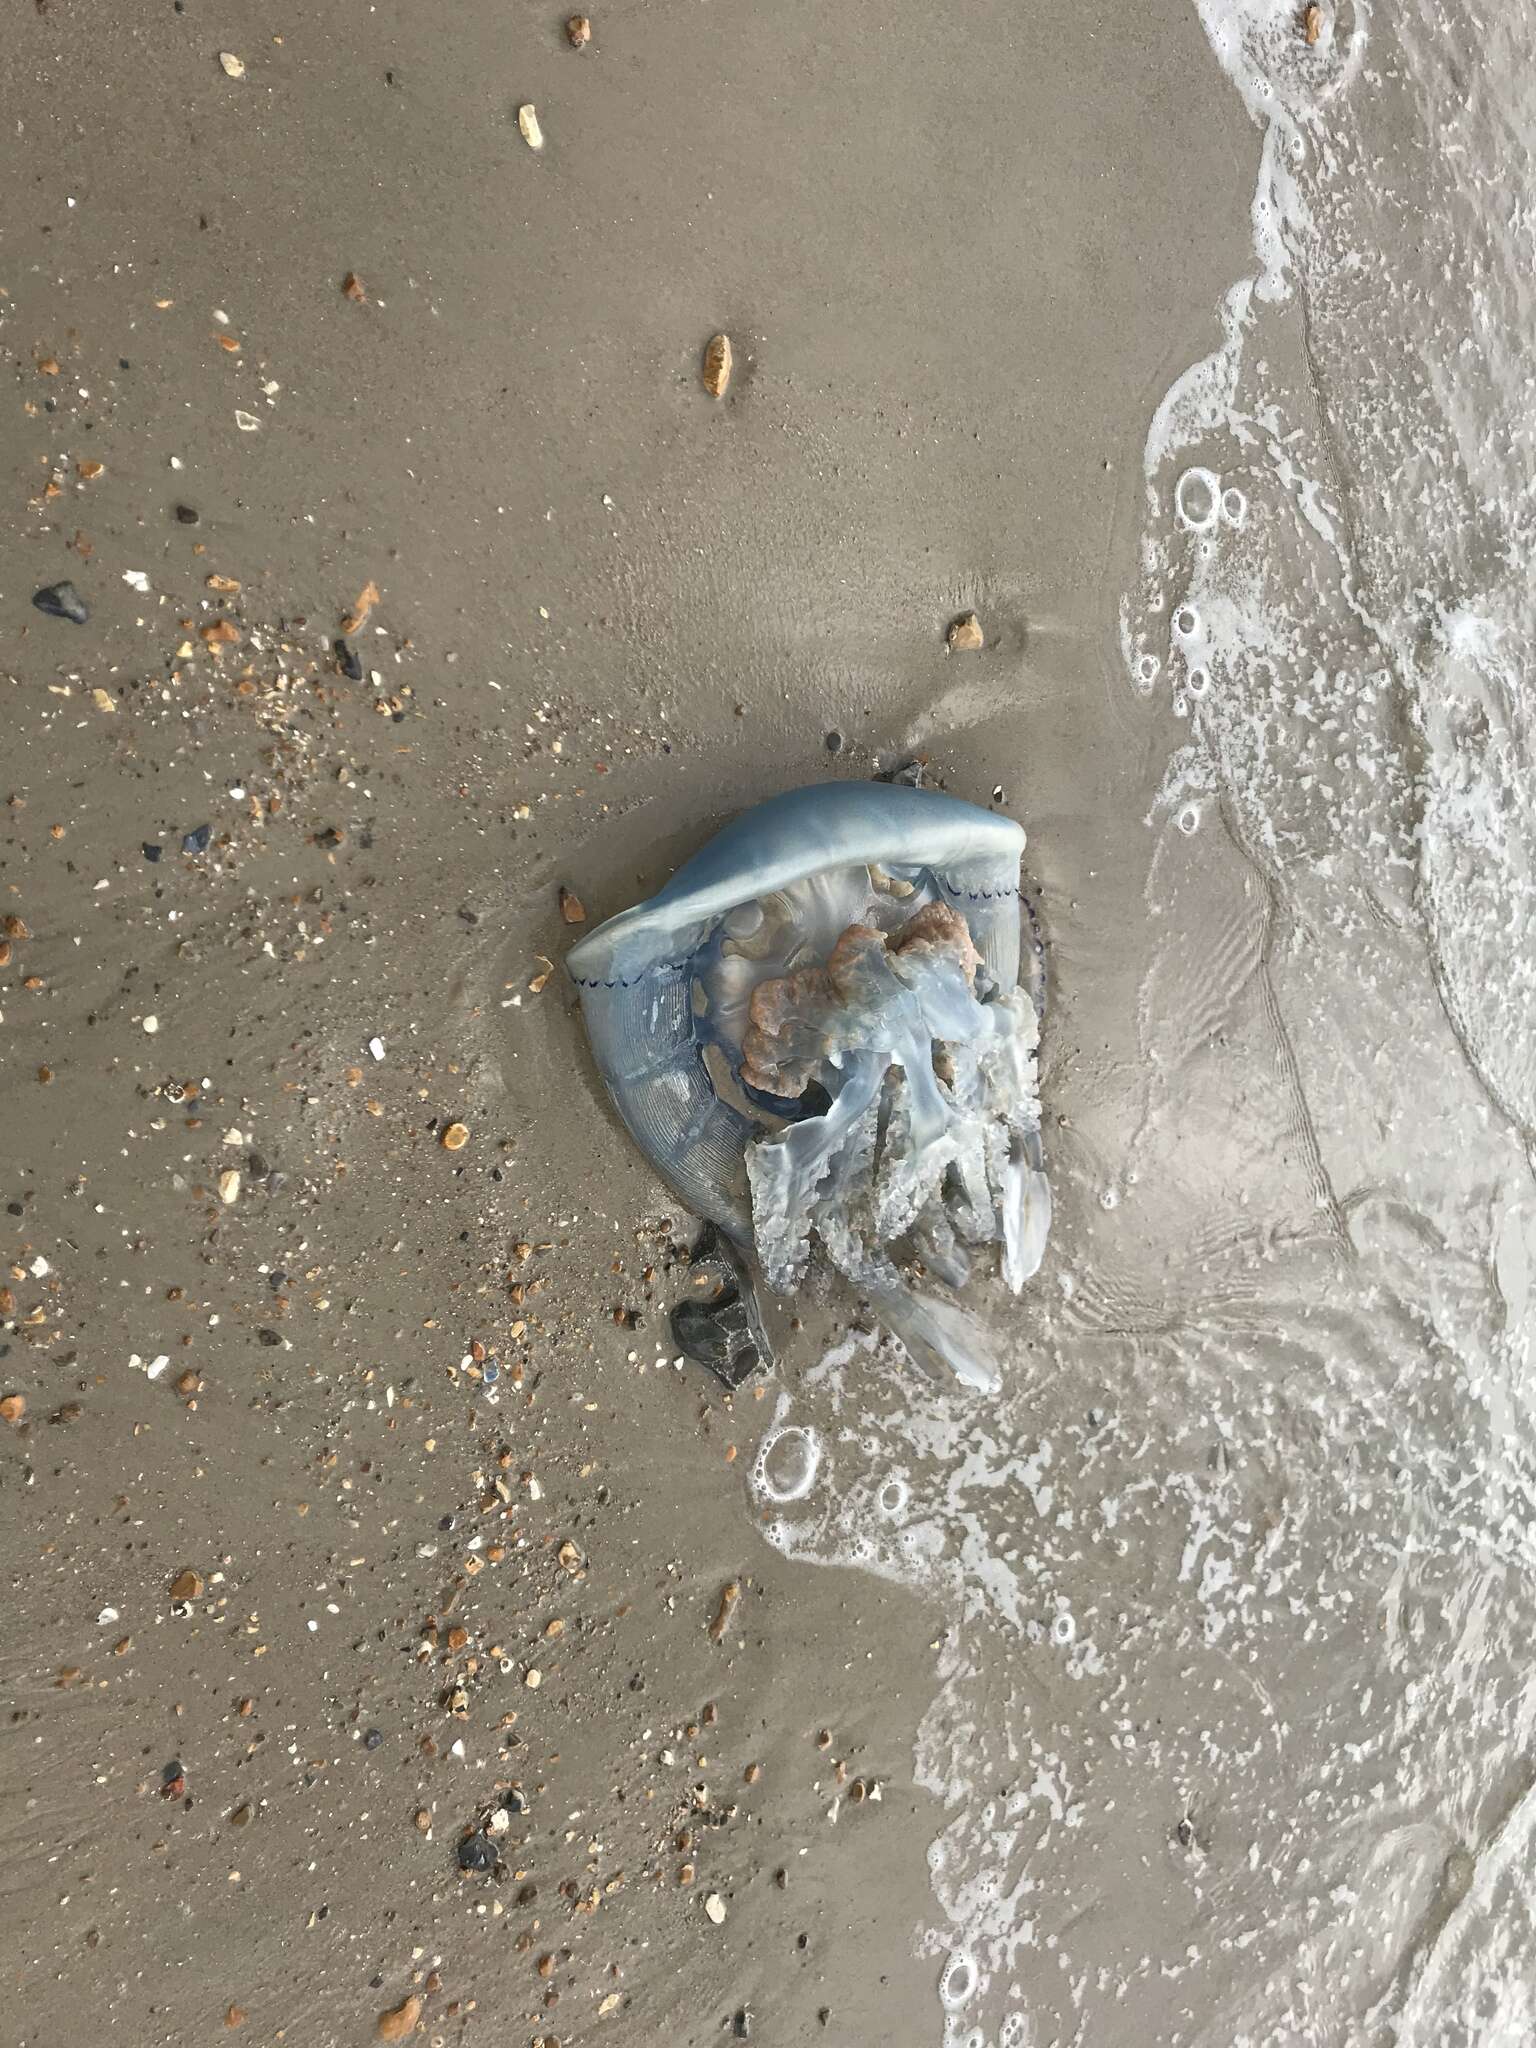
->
[566,782,1049,1392]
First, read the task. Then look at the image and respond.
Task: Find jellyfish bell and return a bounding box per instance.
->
[566,782,1050,1391]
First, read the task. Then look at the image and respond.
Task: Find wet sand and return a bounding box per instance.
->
[2,5,1255,2043]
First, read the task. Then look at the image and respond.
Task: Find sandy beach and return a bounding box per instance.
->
[10,2,1536,2045]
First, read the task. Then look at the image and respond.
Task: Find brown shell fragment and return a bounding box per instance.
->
[376,1994,422,2041]
[702,333,733,399]
[947,611,984,652]
[708,1579,741,1642]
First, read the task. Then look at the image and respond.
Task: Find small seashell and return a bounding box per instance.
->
[702,333,733,399]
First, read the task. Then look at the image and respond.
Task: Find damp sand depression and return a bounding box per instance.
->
[3,3,1533,2047]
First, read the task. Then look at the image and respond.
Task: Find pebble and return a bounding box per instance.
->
[559,886,586,924]
[566,13,592,44]
[702,333,733,399]
[219,51,246,78]
[334,638,364,681]
[457,1832,496,1873]
[440,1123,470,1152]
[218,1170,242,1205]
[182,823,212,854]
[32,581,89,624]
[174,503,200,525]
[0,1395,26,1425]
[363,1727,384,1750]
[169,1568,204,1601]
[518,103,544,150]
[947,611,985,652]
[704,1892,727,1925]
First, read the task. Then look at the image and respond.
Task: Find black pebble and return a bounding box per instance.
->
[733,2012,753,2040]
[824,729,844,754]
[182,823,212,854]
[334,638,363,681]
[32,581,89,624]
[142,843,162,864]
[174,504,199,525]
[457,1833,495,1873]
[247,1152,270,1179]
[257,1328,282,1347]
[363,1728,383,1751]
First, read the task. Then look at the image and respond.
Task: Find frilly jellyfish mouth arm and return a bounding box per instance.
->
[567,780,1048,1391]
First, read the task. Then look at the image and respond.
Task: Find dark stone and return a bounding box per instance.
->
[824,730,844,754]
[181,823,212,854]
[876,757,925,788]
[334,638,364,681]
[257,1328,282,1347]
[247,1152,269,1180]
[733,2012,752,2040]
[32,581,89,624]
[143,843,162,863]
[174,504,200,525]
[456,1832,496,1874]
[363,1728,383,1751]
[669,1223,772,1389]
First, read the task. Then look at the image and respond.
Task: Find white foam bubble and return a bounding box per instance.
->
[939,1949,978,2008]
[753,1424,821,1503]
[1174,465,1221,533]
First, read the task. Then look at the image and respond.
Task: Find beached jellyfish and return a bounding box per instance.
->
[567,782,1050,1393]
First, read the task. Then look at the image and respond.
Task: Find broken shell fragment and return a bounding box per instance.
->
[947,611,985,652]
[518,103,544,149]
[32,581,89,624]
[702,333,733,399]
[376,1995,421,2041]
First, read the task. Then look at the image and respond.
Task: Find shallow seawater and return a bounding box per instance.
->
[754,4,1536,2041]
